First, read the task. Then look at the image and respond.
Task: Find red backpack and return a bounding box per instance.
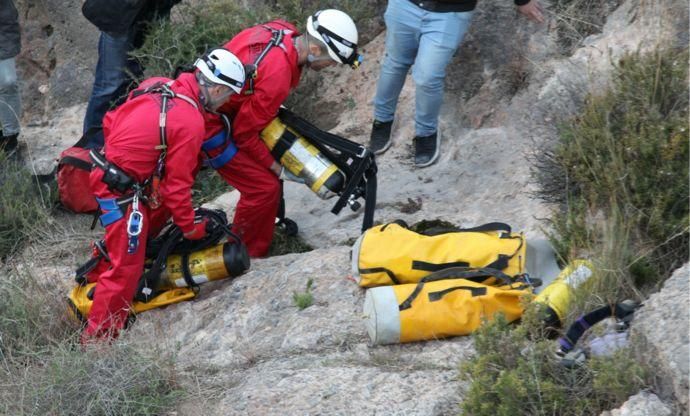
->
[57,134,98,213]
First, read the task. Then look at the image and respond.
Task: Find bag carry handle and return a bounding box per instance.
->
[398,266,517,311]
[380,220,512,235]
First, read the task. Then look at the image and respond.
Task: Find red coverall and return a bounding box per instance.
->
[205,20,302,257]
[85,73,206,340]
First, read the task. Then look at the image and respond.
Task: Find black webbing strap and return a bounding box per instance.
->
[74,240,110,285]
[412,260,470,272]
[271,128,298,161]
[558,302,638,352]
[428,286,488,301]
[180,254,199,289]
[357,267,400,285]
[362,165,377,231]
[456,222,512,233]
[135,227,183,302]
[398,267,517,311]
[60,155,93,171]
[245,27,286,95]
[276,107,378,232]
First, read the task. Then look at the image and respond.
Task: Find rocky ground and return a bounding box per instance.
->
[15,0,689,414]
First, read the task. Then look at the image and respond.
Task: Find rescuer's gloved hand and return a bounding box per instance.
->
[183,218,209,240]
[279,166,306,184]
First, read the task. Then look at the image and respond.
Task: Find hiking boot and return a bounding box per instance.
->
[369,120,393,155]
[0,133,19,160]
[414,131,440,167]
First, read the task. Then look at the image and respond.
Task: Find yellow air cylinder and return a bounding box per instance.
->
[363,278,531,345]
[260,118,345,199]
[157,242,249,290]
[534,260,595,328]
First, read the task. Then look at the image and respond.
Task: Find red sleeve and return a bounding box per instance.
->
[160,113,205,234]
[231,64,292,169]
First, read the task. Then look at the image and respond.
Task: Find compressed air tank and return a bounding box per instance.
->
[157,242,249,290]
[534,260,595,328]
[260,118,345,199]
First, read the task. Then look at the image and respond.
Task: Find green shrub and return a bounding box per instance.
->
[534,48,689,289]
[134,0,383,79]
[0,155,54,259]
[292,277,314,310]
[460,311,646,416]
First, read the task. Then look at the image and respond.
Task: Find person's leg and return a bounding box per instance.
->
[84,169,150,340]
[216,151,281,257]
[82,31,139,148]
[412,10,473,137]
[372,0,423,124]
[84,202,150,340]
[0,57,21,143]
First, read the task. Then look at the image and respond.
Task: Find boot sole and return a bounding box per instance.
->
[414,128,441,168]
[373,138,392,155]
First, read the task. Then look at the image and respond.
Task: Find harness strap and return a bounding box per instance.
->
[206,141,238,169]
[202,114,238,169]
[95,197,126,227]
[244,27,291,95]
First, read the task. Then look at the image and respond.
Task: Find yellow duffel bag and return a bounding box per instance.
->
[352,221,525,287]
[363,267,534,345]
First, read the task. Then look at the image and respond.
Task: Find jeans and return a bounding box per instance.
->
[83,31,143,149]
[373,0,473,137]
[0,57,21,136]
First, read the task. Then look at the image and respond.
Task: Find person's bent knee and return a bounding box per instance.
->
[412,67,445,93]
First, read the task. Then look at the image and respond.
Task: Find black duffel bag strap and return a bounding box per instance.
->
[398,266,516,311]
[456,222,511,233]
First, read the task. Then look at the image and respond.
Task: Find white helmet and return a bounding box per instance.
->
[306,9,362,68]
[194,48,246,94]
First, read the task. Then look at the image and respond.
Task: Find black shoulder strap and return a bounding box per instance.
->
[60,155,93,171]
[244,27,287,95]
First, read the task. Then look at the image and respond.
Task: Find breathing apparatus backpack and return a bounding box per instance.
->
[260,108,378,233]
[67,208,250,322]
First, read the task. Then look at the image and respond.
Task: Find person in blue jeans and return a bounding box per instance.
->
[370,0,544,167]
[0,0,22,157]
[82,0,181,149]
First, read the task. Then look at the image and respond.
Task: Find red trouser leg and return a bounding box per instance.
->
[85,171,151,340]
[84,207,170,284]
[216,150,280,257]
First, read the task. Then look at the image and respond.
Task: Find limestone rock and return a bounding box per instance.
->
[600,391,673,416]
[131,246,474,415]
[632,263,690,415]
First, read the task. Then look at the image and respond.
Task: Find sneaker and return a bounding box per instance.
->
[414,131,440,167]
[369,120,393,155]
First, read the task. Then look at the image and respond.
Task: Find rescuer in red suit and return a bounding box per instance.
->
[83,48,245,342]
[203,9,362,257]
